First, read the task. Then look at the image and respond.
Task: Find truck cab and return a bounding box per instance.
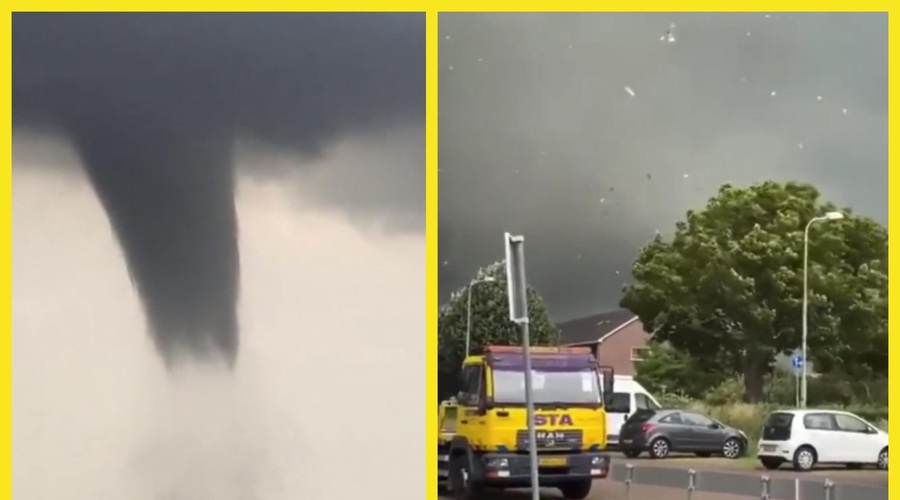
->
[439,345,615,500]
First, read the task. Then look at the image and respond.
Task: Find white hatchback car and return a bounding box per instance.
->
[757,409,888,471]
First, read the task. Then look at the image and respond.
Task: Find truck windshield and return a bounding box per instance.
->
[492,367,601,405]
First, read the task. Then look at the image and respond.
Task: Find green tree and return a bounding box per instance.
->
[438,260,559,401]
[620,181,887,402]
[634,343,729,399]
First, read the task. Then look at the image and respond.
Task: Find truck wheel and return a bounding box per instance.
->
[559,479,593,500]
[449,454,485,500]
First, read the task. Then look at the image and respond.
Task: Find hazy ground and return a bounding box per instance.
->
[13,140,425,500]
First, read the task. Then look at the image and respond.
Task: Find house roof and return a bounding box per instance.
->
[556,309,639,345]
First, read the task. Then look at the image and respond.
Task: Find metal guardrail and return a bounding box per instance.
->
[611,463,887,500]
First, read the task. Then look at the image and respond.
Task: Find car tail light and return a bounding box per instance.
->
[641,423,656,433]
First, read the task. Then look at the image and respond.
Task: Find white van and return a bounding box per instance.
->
[604,375,662,447]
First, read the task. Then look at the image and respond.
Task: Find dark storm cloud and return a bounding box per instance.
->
[13,12,424,366]
[438,12,887,321]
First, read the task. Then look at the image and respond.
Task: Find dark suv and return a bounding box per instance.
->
[618,409,748,459]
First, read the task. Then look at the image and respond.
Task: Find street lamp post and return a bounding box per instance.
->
[465,276,497,358]
[801,211,844,408]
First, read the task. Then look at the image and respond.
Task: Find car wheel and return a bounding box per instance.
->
[558,479,593,500]
[792,446,817,472]
[623,449,641,458]
[722,438,743,459]
[649,438,670,459]
[760,457,783,470]
[877,447,888,470]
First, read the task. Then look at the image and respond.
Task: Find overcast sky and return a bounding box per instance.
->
[14,13,425,228]
[13,13,425,366]
[438,12,887,320]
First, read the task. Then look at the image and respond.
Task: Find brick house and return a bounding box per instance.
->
[556,309,651,376]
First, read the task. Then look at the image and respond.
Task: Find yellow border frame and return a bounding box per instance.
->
[889,9,896,496]
[3,7,895,500]
[1,10,8,499]
[426,9,439,497]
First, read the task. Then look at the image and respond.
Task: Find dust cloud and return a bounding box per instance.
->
[13,140,425,499]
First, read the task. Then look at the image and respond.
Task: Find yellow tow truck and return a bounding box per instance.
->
[437,345,615,500]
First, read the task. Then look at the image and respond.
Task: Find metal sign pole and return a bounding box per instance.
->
[519,317,539,500]
[504,232,539,500]
[791,351,803,408]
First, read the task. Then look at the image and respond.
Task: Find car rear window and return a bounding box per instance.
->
[762,412,794,441]
[626,409,656,424]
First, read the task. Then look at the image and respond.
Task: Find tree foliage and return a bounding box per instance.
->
[620,181,887,402]
[438,260,559,401]
[634,343,730,399]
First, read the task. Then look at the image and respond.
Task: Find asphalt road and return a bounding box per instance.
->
[439,452,888,500]
[441,482,756,500]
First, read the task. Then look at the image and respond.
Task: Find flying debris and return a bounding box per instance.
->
[798,143,804,150]
[842,108,848,114]
[599,197,606,204]
[683,173,690,178]
[770,91,777,97]
[817,95,823,101]
[449,65,454,70]
[568,43,574,49]
[624,86,635,97]
[660,23,676,43]
[646,173,652,180]
[746,31,751,37]
[609,186,615,192]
